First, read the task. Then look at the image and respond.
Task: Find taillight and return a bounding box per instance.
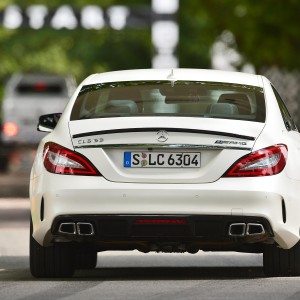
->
[43,142,100,176]
[2,122,19,137]
[34,81,47,92]
[223,144,288,177]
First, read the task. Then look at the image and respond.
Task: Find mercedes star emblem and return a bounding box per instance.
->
[156,130,168,142]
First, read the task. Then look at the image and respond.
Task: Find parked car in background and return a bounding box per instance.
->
[0,73,76,172]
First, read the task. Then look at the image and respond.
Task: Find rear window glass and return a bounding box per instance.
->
[71,81,266,122]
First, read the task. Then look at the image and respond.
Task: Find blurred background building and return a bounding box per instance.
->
[0,0,299,191]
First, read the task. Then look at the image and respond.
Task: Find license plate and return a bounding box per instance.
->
[123,152,201,168]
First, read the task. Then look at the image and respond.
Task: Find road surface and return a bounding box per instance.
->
[1,198,300,300]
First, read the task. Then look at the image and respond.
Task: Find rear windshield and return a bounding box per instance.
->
[71,81,266,122]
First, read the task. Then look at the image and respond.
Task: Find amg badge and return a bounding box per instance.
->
[214,140,247,146]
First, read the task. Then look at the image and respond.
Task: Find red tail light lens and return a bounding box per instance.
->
[223,144,288,177]
[34,81,47,92]
[3,122,19,137]
[43,142,100,176]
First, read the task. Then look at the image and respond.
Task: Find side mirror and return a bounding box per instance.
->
[37,113,62,132]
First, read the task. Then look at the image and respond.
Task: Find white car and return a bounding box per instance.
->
[30,69,300,278]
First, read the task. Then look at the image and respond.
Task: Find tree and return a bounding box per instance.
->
[180,0,300,71]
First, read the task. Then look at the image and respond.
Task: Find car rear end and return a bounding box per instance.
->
[30,70,299,277]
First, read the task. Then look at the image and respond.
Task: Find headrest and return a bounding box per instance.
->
[218,93,251,115]
[108,87,140,101]
[107,100,138,114]
[206,103,239,115]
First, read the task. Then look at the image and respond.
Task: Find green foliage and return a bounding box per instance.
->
[0,0,299,89]
[0,27,151,82]
[0,0,150,87]
[180,0,300,70]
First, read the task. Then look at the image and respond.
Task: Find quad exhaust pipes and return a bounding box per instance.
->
[228,222,265,237]
[58,222,76,235]
[58,222,94,236]
[228,223,246,237]
[246,223,265,235]
[76,222,94,236]
[58,221,265,238]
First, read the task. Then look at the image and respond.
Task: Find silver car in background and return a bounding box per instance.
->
[0,73,76,171]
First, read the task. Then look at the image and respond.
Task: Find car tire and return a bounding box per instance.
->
[30,219,76,278]
[263,243,300,276]
[75,249,98,269]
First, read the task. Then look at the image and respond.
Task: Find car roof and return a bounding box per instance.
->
[84,68,263,87]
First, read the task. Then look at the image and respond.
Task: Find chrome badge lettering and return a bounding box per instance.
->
[77,137,104,145]
[215,140,247,146]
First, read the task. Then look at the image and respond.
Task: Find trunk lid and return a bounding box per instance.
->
[69,117,264,183]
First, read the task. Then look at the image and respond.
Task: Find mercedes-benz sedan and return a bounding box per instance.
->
[30,69,300,277]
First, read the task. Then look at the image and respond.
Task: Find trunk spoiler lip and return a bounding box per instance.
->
[73,143,252,151]
[72,127,255,141]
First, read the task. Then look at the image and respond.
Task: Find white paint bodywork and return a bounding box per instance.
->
[30,69,300,249]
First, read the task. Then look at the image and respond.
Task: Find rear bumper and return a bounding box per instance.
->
[30,173,300,249]
[50,214,274,253]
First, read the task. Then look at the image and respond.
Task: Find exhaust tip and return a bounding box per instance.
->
[58,222,76,235]
[246,223,265,235]
[76,222,95,236]
[228,223,246,237]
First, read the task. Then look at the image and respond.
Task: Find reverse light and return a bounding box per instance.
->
[223,144,288,177]
[2,122,19,137]
[43,142,100,176]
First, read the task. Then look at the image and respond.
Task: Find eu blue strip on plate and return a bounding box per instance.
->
[123,152,132,168]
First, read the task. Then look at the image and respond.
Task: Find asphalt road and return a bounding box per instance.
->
[1,199,300,299]
[0,174,29,198]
